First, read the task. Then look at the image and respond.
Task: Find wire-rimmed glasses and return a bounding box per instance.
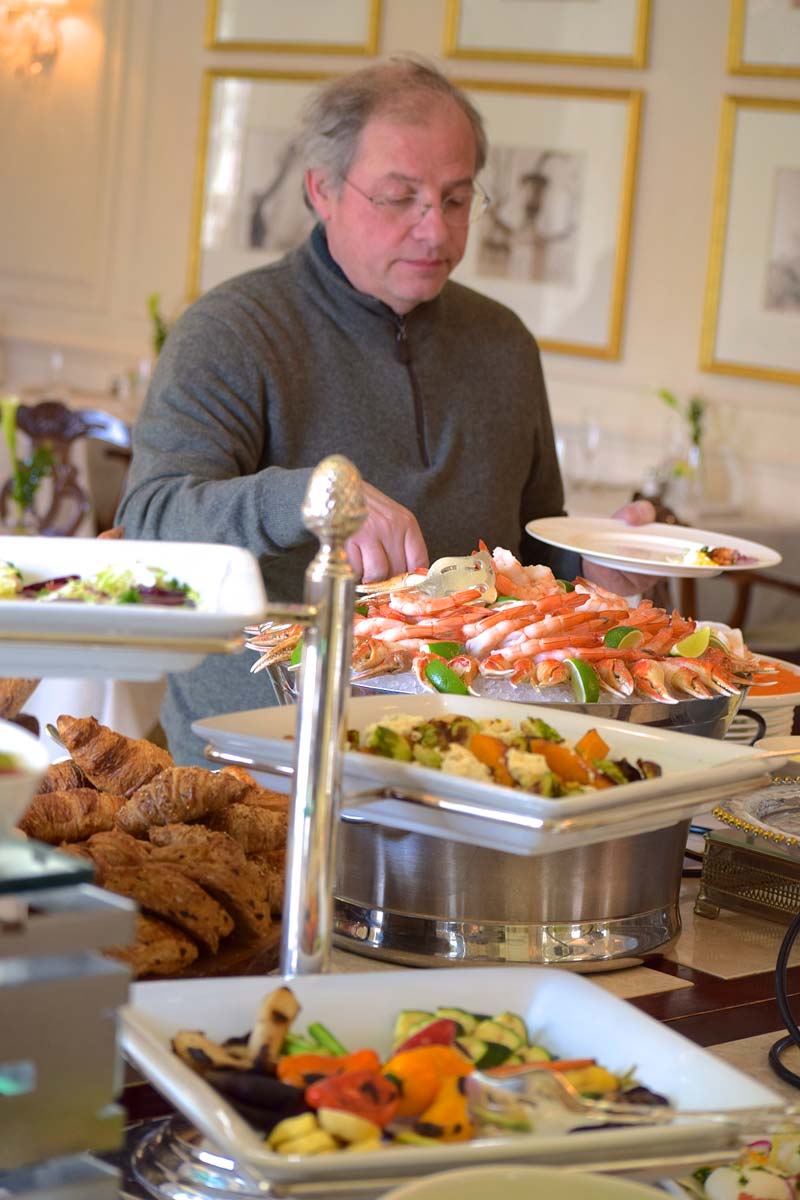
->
[344,177,490,228]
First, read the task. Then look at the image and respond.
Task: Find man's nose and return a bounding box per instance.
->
[412,201,449,239]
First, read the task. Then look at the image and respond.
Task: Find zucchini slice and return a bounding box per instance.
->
[392,1009,434,1047]
[493,1012,529,1046]
[435,1007,478,1035]
[473,1019,524,1051]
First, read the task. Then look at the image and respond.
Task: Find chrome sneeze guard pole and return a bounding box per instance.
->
[280,455,366,977]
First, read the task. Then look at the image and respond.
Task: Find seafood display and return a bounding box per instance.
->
[246,543,770,705]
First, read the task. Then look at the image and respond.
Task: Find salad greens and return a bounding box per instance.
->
[0,559,198,607]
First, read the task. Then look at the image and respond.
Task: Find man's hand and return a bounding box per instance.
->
[346,482,429,583]
[579,497,662,595]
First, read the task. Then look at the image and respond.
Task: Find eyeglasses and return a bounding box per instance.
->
[344,177,489,228]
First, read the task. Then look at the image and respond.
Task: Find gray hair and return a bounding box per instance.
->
[300,56,488,189]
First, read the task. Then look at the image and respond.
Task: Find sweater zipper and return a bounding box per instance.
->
[394,316,430,468]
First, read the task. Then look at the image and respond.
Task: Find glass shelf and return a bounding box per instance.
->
[0,837,94,895]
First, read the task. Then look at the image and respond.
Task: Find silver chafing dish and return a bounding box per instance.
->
[230,651,756,971]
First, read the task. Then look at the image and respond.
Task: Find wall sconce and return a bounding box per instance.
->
[0,0,68,78]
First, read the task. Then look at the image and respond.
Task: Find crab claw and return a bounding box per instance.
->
[447,654,480,686]
[479,652,515,678]
[533,660,570,689]
[660,659,716,699]
[631,659,679,703]
[595,658,635,698]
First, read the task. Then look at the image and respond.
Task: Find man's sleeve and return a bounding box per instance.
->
[116,302,314,557]
[517,341,582,580]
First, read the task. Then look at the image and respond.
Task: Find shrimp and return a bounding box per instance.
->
[388,585,490,617]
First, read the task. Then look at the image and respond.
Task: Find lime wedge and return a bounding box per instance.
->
[603,626,644,650]
[565,658,600,704]
[290,638,304,668]
[670,626,711,658]
[423,659,469,695]
[556,579,575,593]
[423,641,465,660]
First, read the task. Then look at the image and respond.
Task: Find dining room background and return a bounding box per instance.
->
[0,0,798,516]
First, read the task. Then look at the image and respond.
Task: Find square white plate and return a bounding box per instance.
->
[193,694,774,855]
[121,968,782,1187]
[0,536,268,679]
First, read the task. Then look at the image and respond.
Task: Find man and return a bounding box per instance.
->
[118,57,653,764]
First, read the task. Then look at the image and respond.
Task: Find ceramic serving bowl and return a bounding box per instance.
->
[0,717,50,838]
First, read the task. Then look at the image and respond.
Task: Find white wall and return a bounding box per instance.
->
[1,0,798,513]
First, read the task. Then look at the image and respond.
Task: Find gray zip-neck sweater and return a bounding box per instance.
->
[118,226,572,763]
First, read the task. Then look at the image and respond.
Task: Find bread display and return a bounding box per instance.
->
[17,715,289,979]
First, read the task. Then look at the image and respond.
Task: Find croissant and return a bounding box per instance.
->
[18,789,125,844]
[104,913,199,979]
[219,766,290,811]
[211,804,288,854]
[56,714,173,797]
[37,758,94,796]
[82,829,152,878]
[150,840,271,941]
[101,863,234,953]
[116,767,252,838]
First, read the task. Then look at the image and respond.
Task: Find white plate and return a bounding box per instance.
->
[383,1164,664,1200]
[121,968,781,1187]
[193,694,775,856]
[0,536,267,679]
[525,517,782,578]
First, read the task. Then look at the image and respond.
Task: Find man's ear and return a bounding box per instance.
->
[305,168,334,220]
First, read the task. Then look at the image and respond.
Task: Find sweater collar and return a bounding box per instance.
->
[306,222,442,328]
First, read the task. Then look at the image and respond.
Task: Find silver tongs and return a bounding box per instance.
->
[356,551,496,602]
[469,1065,800,1133]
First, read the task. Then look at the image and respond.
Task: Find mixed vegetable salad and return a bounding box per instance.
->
[172,986,667,1155]
[350,712,662,797]
[684,1134,800,1198]
[0,560,198,607]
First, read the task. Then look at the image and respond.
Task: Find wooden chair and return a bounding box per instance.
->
[0,399,132,536]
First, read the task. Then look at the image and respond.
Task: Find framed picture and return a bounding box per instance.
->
[727,0,800,78]
[700,96,800,386]
[205,0,381,55]
[451,81,642,360]
[188,70,337,299]
[443,0,650,68]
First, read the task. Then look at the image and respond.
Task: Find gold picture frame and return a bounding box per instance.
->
[451,80,643,360]
[700,95,800,386]
[205,0,381,56]
[187,69,337,300]
[443,0,650,68]
[727,0,800,78]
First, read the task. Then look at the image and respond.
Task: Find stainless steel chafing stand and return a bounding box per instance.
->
[272,454,366,977]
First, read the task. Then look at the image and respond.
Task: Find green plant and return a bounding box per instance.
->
[147,292,170,357]
[1,395,53,521]
[657,388,706,449]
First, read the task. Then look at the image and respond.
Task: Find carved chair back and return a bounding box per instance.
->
[0,399,132,536]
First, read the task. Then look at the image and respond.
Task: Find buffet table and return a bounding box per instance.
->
[116,874,800,1197]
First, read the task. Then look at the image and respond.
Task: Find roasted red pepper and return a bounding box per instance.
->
[276,1049,380,1089]
[394,1018,458,1055]
[305,1069,400,1127]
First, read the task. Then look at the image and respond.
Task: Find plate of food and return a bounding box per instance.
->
[525,517,781,579]
[0,535,268,678]
[193,693,776,856]
[120,967,783,1187]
